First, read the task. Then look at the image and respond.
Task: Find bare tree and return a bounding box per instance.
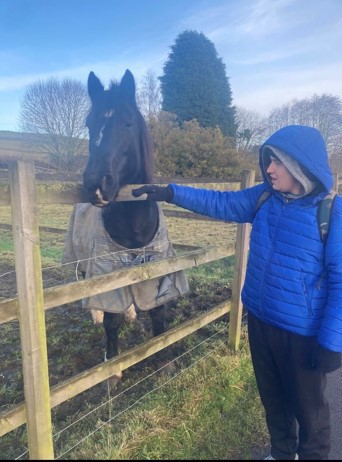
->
[18,77,89,170]
[136,70,161,126]
[266,94,342,153]
[266,104,291,136]
[235,106,268,153]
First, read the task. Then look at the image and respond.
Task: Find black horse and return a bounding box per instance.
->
[81,70,187,361]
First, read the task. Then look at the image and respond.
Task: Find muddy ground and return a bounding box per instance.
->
[0,254,232,459]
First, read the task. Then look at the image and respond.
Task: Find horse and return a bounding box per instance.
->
[65,69,188,363]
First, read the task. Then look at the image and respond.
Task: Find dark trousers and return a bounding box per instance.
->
[247,312,331,460]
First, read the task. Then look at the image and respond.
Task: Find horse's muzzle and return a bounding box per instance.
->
[83,174,118,206]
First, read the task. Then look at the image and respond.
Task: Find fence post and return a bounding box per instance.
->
[228,169,255,351]
[8,160,54,460]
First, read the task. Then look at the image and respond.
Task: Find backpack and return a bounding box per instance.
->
[254,190,337,246]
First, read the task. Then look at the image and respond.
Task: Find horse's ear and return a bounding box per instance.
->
[120,69,136,104]
[88,71,104,102]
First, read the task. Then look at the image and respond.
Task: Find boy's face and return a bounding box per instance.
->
[266,156,304,195]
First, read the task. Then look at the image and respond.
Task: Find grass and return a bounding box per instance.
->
[0,233,13,253]
[0,204,72,267]
[0,203,269,460]
[58,334,268,460]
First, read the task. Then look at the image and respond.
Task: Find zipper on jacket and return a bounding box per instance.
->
[317,272,325,289]
[301,280,313,316]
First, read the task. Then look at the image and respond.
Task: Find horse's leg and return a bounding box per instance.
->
[103,311,123,359]
[149,305,165,337]
[149,305,175,370]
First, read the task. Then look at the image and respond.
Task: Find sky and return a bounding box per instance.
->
[1,0,342,131]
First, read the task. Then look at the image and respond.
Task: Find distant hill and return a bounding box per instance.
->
[0,130,49,154]
[0,130,88,153]
[0,130,51,143]
[0,131,88,173]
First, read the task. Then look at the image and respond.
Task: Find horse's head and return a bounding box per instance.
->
[83,70,152,206]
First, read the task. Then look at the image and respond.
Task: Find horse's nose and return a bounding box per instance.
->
[82,173,102,201]
[83,173,99,190]
[101,174,114,193]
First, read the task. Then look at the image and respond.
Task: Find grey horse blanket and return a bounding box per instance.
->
[62,203,189,323]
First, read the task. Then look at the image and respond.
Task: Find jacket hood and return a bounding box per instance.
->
[259,125,333,193]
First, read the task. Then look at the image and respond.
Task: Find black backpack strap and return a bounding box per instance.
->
[254,190,272,217]
[318,189,337,245]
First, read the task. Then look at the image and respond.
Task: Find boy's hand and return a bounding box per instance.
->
[132,185,174,203]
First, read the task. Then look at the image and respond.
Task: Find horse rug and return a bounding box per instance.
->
[62,203,189,323]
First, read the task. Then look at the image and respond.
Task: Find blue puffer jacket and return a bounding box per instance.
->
[170,125,342,352]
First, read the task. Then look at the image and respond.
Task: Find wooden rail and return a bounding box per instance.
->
[0,243,235,325]
[0,181,242,206]
[0,147,50,163]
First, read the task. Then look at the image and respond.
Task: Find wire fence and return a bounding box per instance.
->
[11,317,243,460]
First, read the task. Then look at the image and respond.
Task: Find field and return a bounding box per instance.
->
[0,202,269,460]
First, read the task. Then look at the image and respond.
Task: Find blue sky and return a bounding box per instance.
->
[1,0,342,131]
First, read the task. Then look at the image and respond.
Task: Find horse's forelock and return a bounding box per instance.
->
[109,79,120,90]
[106,84,119,108]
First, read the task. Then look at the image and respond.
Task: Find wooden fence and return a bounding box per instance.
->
[0,152,255,459]
[0,153,340,460]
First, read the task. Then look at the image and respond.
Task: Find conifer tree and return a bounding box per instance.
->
[160,30,236,137]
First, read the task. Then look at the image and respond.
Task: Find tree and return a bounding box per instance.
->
[266,94,342,152]
[150,113,241,178]
[160,30,236,137]
[234,107,268,173]
[18,77,89,170]
[235,106,268,153]
[136,70,161,126]
[148,111,179,175]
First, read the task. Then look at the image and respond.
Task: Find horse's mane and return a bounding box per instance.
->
[108,81,154,184]
[137,112,154,184]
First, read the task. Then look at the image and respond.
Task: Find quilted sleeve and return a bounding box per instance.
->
[318,196,342,352]
[170,182,268,223]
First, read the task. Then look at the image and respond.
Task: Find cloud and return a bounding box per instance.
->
[1,0,342,130]
[234,0,300,37]
[183,0,302,44]
[233,59,342,114]
[0,56,163,93]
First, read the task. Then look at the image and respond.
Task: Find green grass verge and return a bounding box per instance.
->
[54,331,268,460]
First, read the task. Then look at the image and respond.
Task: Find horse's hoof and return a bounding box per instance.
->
[107,374,122,388]
[124,304,137,322]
